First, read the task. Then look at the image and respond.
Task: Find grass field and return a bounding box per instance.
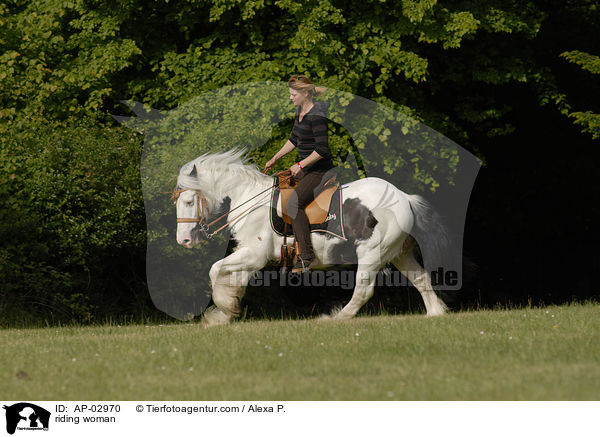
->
[1,303,599,400]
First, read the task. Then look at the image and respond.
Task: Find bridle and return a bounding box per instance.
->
[172,188,209,224]
[172,171,294,239]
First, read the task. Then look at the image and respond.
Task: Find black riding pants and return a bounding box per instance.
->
[286,169,335,261]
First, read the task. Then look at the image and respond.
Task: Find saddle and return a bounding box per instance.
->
[269,170,346,271]
[277,170,339,225]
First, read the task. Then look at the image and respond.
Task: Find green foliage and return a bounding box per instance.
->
[0,116,148,322]
[560,50,600,139]
[568,110,600,140]
[0,0,547,132]
[0,0,142,121]
[561,50,600,75]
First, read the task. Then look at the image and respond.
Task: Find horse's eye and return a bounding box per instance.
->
[185,201,194,207]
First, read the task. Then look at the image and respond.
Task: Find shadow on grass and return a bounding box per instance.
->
[4,262,598,328]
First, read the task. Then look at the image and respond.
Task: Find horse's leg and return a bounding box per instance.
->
[330,207,400,320]
[391,253,447,316]
[333,250,384,320]
[203,247,268,327]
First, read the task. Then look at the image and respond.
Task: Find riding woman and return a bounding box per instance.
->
[264,75,335,273]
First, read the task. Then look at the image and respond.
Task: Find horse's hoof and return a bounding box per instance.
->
[329,306,354,320]
[425,310,446,317]
[202,305,232,327]
[333,313,354,320]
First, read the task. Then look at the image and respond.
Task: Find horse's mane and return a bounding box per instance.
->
[177,148,269,193]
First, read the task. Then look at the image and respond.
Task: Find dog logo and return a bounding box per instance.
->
[3,403,50,435]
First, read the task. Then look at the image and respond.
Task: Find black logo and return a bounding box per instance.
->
[3,403,50,435]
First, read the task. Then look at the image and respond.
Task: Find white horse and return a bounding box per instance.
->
[175,149,449,326]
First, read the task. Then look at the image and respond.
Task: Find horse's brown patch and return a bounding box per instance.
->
[328,198,378,265]
[342,198,378,241]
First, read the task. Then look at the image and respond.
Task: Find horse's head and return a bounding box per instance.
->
[173,188,208,248]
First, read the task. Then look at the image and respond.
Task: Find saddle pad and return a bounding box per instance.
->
[269,178,347,240]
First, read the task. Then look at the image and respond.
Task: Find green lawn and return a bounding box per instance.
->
[1,303,599,400]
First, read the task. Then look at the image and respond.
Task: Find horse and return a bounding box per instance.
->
[174,149,449,326]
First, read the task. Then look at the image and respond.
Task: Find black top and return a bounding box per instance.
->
[289,101,334,173]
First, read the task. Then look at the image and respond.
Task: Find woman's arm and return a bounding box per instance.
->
[290,150,323,176]
[311,115,329,159]
[299,151,322,168]
[264,140,296,172]
[273,140,296,161]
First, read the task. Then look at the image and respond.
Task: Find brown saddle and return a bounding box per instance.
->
[277,170,339,225]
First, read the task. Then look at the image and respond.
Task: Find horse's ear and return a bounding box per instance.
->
[180,163,198,177]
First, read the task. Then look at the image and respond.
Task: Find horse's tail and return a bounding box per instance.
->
[406,194,451,285]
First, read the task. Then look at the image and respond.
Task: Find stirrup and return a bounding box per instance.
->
[291,257,313,273]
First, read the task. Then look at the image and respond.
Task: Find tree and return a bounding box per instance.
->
[560,50,600,139]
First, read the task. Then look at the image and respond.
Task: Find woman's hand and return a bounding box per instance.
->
[289,163,302,177]
[263,157,277,173]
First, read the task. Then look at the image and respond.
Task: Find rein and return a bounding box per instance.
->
[173,171,293,239]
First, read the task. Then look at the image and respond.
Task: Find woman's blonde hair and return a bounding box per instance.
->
[288,74,326,98]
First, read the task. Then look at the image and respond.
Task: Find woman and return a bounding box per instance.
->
[264,75,335,273]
